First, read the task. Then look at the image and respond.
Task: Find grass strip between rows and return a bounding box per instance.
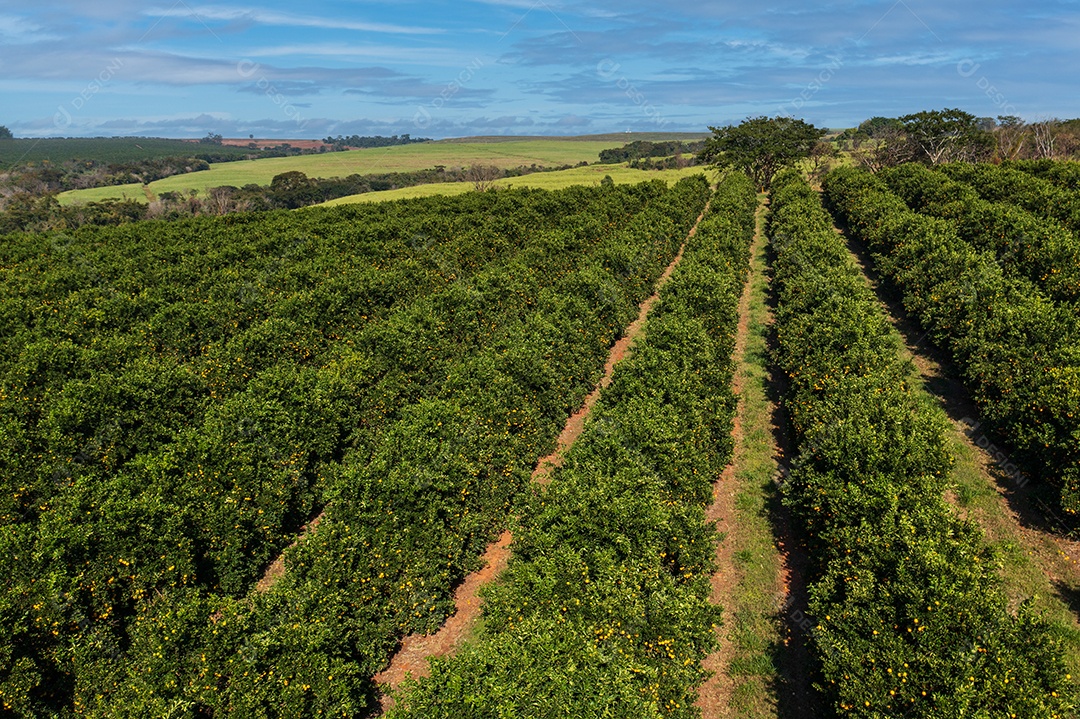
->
[823,166,1080,517]
[771,170,1075,718]
[385,172,758,719]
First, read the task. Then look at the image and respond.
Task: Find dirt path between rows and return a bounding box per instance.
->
[370,528,513,693]
[254,511,325,594]
[372,202,714,704]
[755,204,821,717]
[531,239,689,485]
[253,209,705,599]
[696,197,820,718]
[696,200,763,716]
[838,218,1080,625]
[763,350,822,717]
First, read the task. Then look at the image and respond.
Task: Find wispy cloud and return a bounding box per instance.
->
[0,13,60,43]
[2,0,1078,138]
[244,43,477,66]
[142,5,443,35]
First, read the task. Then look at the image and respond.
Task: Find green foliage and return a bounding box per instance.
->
[268,170,318,209]
[1012,159,1080,192]
[881,162,1080,303]
[824,166,1080,516]
[0,180,709,716]
[0,137,256,168]
[772,171,1076,718]
[599,140,705,164]
[323,134,430,149]
[898,108,993,164]
[179,175,712,717]
[858,116,903,139]
[0,126,13,140]
[388,172,758,719]
[699,116,825,190]
[942,162,1080,237]
[0,195,150,234]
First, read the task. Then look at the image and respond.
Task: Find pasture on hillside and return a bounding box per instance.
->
[56,137,705,206]
[319,164,711,206]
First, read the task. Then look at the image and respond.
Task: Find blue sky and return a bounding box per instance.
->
[2,0,1078,138]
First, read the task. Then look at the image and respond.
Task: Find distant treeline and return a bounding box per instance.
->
[322,134,431,149]
[628,155,704,170]
[0,162,588,233]
[3,157,215,194]
[251,163,590,209]
[598,139,706,164]
[1,145,336,201]
[834,113,1080,167]
[217,167,483,211]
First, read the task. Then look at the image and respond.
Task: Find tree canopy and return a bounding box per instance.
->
[857,116,903,139]
[698,116,826,190]
[898,108,991,164]
[0,125,13,140]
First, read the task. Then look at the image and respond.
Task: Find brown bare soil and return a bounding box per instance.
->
[376,203,713,705]
[532,237,691,484]
[248,201,712,713]
[764,437,820,717]
[254,511,325,594]
[761,217,829,718]
[253,210,704,597]
[372,530,513,690]
[696,202,760,716]
[697,196,820,717]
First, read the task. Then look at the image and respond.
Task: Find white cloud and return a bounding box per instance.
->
[0,13,60,43]
[245,43,476,66]
[142,5,443,35]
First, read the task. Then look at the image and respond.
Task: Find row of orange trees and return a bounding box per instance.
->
[0,180,701,716]
[113,176,712,717]
[942,162,1080,236]
[387,172,758,718]
[3,185,650,530]
[824,166,1080,517]
[1011,159,1080,192]
[772,170,1075,717]
[880,162,1080,304]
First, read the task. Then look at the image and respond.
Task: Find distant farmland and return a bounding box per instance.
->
[57,134,708,205]
[0,137,256,167]
[320,163,711,206]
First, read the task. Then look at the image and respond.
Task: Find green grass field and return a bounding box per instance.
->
[57,136,709,206]
[318,164,713,206]
[437,132,709,144]
[56,183,150,204]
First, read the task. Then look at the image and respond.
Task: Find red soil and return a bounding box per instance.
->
[254,511,324,594]
[372,530,513,691]
[376,203,713,706]
[249,202,712,713]
[695,203,760,716]
[531,240,689,485]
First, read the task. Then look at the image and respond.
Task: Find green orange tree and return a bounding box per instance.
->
[698,115,825,190]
